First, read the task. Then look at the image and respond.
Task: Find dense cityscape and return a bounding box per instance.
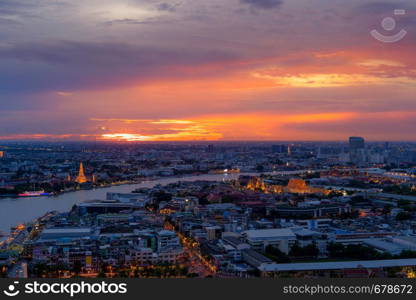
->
[1,138,416,278]
[1,2,416,298]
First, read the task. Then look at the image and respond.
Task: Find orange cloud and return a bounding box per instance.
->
[96,113,356,142]
[3,111,416,141]
[250,51,415,88]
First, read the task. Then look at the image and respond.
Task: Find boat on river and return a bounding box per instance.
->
[18,190,52,197]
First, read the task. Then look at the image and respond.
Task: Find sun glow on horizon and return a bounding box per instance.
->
[96,113,357,142]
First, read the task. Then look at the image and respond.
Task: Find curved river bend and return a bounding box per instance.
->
[0,173,246,233]
[0,169,315,234]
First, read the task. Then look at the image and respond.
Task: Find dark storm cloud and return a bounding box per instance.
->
[240,0,283,9]
[0,40,240,93]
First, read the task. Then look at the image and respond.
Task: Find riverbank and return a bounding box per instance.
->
[0,169,318,234]
[0,172,249,234]
[0,172,226,198]
[0,180,141,198]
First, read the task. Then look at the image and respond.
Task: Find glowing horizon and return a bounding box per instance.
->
[1,0,416,141]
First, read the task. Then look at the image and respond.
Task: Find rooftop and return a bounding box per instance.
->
[259,258,416,272]
[42,228,92,234]
[243,228,296,239]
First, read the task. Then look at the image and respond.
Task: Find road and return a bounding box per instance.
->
[175,230,216,277]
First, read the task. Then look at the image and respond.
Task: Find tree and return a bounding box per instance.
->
[382,205,392,215]
[118,270,129,278]
[265,245,291,263]
[152,191,172,203]
[398,200,411,207]
[256,165,264,172]
[350,195,366,204]
[31,263,49,278]
[97,270,107,278]
[289,243,319,258]
[327,242,345,258]
[73,260,82,275]
[327,243,392,260]
[396,212,412,221]
[397,250,416,259]
[179,266,188,276]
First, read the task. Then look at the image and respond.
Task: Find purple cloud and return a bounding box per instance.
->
[240,0,283,9]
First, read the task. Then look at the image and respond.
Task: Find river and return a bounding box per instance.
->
[0,173,247,234]
[0,169,318,234]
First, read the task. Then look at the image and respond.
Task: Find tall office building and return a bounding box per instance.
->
[0,151,4,158]
[207,144,215,153]
[349,137,365,150]
[349,137,366,164]
[271,144,286,153]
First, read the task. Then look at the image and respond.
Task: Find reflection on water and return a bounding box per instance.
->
[0,173,244,233]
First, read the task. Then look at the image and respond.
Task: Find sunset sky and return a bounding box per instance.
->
[1,0,416,141]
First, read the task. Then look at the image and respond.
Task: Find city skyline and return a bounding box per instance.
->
[1,139,416,279]
[1,0,416,141]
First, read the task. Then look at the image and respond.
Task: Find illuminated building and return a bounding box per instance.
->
[75,162,88,184]
[287,178,308,192]
[246,177,329,195]
[0,151,4,158]
[406,269,416,278]
[247,177,268,192]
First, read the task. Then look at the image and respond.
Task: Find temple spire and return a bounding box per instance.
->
[76,162,87,184]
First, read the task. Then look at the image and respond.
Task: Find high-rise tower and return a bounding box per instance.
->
[349,136,366,164]
[76,162,88,184]
[349,137,365,150]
